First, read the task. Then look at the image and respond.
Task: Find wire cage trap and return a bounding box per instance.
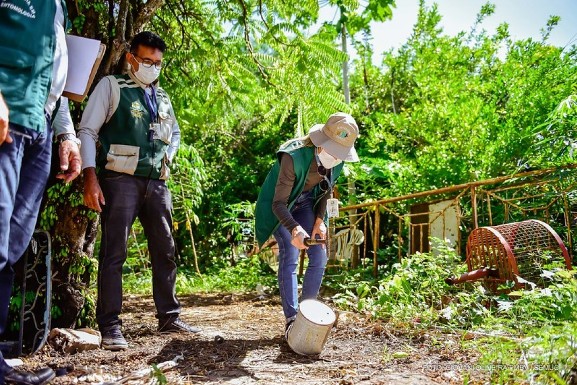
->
[0,230,52,357]
[446,219,572,291]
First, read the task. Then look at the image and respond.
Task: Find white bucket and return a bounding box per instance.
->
[287,299,336,355]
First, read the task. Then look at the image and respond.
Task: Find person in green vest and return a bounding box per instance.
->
[0,1,80,384]
[255,112,359,339]
[78,31,200,351]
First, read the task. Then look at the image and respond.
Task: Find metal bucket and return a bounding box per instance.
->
[287,299,336,355]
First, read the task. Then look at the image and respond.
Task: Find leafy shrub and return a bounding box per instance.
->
[331,238,467,326]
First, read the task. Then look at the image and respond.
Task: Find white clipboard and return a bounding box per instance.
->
[63,35,106,103]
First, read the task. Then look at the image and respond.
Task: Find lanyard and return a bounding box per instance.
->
[314,150,333,199]
[143,86,158,123]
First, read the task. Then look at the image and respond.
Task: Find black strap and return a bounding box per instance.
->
[50,97,62,124]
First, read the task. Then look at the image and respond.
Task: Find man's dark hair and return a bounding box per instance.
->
[130,31,167,53]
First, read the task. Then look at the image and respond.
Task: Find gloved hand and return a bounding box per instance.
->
[290,225,310,250]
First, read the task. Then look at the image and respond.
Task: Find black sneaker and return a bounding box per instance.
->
[158,317,201,333]
[100,325,128,351]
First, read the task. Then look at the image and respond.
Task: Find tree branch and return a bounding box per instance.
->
[237,0,269,81]
[258,0,293,47]
[134,0,165,32]
[101,0,129,75]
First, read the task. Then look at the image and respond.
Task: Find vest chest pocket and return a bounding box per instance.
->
[105,144,139,175]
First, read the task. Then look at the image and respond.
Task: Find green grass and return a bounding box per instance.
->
[124,255,278,295]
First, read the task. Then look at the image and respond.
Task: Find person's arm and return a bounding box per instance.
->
[166,100,180,163]
[52,98,74,137]
[77,77,112,170]
[309,165,334,243]
[0,91,12,146]
[272,153,309,249]
[311,193,329,243]
[53,98,81,183]
[77,77,113,212]
[272,154,299,230]
[315,193,329,221]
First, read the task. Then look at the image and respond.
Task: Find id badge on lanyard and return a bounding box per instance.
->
[149,123,161,141]
[145,87,159,142]
[327,198,339,218]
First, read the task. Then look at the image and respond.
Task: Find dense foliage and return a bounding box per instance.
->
[117,1,577,268]
[54,0,577,280]
[34,0,577,339]
[348,3,576,199]
[142,0,396,265]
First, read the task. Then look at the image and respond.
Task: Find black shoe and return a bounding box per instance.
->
[158,317,201,333]
[100,325,128,351]
[4,367,55,385]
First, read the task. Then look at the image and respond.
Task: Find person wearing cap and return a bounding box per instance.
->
[255,112,359,339]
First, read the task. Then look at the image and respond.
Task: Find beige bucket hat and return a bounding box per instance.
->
[309,112,359,162]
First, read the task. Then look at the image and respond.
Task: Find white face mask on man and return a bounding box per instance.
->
[318,149,342,169]
[130,61,161,85]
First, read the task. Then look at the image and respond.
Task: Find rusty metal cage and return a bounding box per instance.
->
[447,220,572,291]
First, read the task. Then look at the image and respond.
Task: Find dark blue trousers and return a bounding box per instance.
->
[96,172,181,328]
[273,191,328,320]
[0,122,52,382]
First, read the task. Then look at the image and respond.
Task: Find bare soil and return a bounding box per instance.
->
[18,293,477,384]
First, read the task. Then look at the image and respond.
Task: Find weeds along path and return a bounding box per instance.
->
[28,293,463,384]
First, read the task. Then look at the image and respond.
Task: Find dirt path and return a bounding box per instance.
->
[21,293,468,384]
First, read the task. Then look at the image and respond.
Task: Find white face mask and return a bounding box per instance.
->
[132,63,161,85]
[318,149,342,169]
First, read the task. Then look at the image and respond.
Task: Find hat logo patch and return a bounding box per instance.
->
[337,129,349,139]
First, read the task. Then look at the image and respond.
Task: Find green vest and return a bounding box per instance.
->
[97,74,173,180]
[255,141,344,246]
[0,0,57,131]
